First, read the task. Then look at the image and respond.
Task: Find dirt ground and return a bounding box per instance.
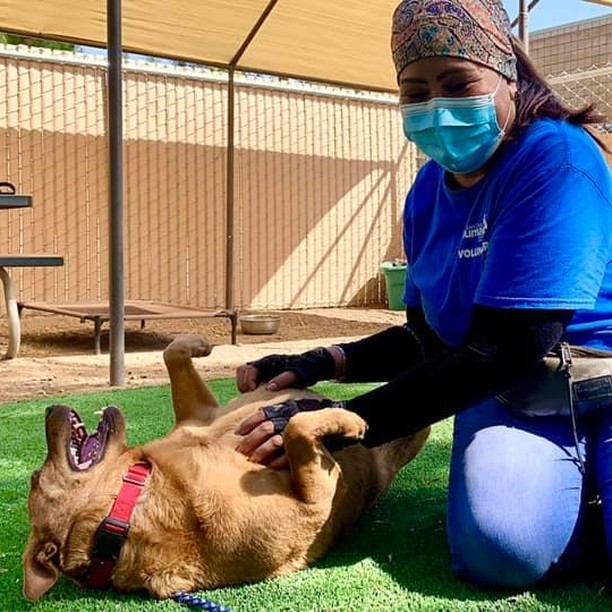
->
[0,308,405,403]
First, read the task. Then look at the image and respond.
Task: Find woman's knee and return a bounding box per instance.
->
[448,511,557,588]
[447,402,587,588]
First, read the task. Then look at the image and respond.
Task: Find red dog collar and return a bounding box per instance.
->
[87,460,151,588]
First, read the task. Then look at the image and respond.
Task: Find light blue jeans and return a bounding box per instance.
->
[447,397,612,588]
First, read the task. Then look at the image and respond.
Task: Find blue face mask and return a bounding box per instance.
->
[400,78,508,175]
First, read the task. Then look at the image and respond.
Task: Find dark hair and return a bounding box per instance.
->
[510,38,608,151]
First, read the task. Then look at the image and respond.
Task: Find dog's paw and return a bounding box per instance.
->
[185,335,214,358]
[287,408,367,442]
[334,409,367,441]
[163,334,213,362]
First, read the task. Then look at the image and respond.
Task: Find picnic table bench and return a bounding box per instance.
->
[0,183,64,359]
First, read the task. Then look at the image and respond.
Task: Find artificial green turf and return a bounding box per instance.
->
[0,380,609,611]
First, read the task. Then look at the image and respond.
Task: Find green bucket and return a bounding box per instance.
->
[380,261,407,311]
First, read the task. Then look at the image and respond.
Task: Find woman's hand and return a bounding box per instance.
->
[234,409,288,468]
[235,361,298,393]
[234,398,340,468]
[235,347,343,393]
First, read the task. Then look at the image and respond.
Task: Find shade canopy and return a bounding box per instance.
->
[0,0,400,92]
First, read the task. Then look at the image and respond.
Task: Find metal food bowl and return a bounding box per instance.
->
[240,314,281,335]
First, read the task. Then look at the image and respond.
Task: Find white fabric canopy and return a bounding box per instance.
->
[0,0,400,92]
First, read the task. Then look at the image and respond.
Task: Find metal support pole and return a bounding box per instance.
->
[224,0,278,312]
[225,67,235,311]
[518,0,529,53]
[107,0,125,386]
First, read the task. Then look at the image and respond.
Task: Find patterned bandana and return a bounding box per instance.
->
[391,0,517,80]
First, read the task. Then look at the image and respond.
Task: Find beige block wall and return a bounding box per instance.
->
[531,16,612,124]
[530,15,612,75]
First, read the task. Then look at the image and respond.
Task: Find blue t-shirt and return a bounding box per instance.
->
[402,118,612,350]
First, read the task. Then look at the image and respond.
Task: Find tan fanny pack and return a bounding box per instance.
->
[496,343,612,418]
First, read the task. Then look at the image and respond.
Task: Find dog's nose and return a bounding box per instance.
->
[45,404,71,419]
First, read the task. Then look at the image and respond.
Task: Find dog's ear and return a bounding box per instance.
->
[23,538,60,601]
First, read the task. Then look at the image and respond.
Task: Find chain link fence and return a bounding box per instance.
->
[0,44,610,311]
[550,62,612,131]
[0,46,413,310]
[550,63,612,161]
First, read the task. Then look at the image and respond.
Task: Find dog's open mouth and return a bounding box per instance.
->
[67,407,114,471]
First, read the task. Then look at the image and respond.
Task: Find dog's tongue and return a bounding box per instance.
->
[80,434,101,463]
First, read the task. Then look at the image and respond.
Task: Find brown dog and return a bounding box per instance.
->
[23,334,429,601]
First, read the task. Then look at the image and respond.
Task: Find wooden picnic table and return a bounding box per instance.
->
[0,254,65,359]
[0,183,65,359]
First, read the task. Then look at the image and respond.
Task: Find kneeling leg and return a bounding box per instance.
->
[447,397,588,588]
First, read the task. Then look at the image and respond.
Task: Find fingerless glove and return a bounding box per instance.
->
[249,347,336,388]
[262,398,352,452]
[263,398,344,433]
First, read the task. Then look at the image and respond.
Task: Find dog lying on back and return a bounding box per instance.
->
[23,334,429,600]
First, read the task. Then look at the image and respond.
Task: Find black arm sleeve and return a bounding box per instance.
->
[346,306,575,447]
[338,307,447,382]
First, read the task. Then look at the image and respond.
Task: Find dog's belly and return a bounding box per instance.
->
[124,451,342,592]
